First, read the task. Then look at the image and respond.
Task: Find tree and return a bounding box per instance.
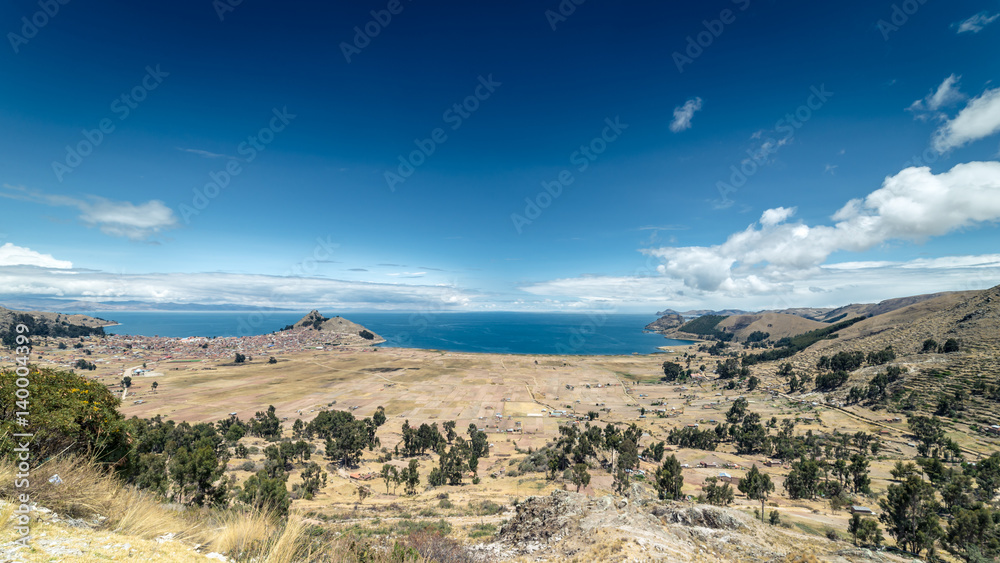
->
[238,470,290,517]
[703,477,734,506]
[121,375,132,389]
[726,397,748,424]
[946,507,1000,561]
[942,338,960,353]
[267,356,277,364]
[151,380,158,393]
[381,464,400,494]
[739,465,774,521]
[441,420,457,443]
[922,338,939,353]
[974,452,1000,503]
[234,353,246,364]
[849,514,882,547]
[661,361,685,382]
[654,455,684,500]
[848,454,872,494]
[891,461,918,481]
[373,406,387,428]
[879,475,942,556]
[571,463,591,492]
[297,462,326,500]
[404,459,420,495]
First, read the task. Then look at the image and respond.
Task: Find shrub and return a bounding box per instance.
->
[0,367,129,464]
[469,500,503,516]
[468,523,496,538]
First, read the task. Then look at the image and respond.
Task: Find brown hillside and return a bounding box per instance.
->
[781,285,1000,420]
[716,312,826,342]
[0,305,113,333]
[290,310,384,343]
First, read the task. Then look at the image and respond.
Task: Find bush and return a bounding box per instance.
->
[438,498,453,509]
[825,528,839,541]
[0,367,129,464]
[240,460,256,472]
[468,523,496,538]
[469,500,503,516]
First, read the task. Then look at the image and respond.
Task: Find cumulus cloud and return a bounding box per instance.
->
[760,207,797,227]
[0,184,177,240]
[908,74,965,117]
[643,161,1000,293]
[0,243,72,269]
[932,87,1000,152]
[521,254,1000,312]
[955,12,999,33]
[670,97,703,132]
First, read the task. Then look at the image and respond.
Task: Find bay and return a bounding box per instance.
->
[80,311,692,355]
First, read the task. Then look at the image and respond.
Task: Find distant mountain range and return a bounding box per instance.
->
[655,290,968,323]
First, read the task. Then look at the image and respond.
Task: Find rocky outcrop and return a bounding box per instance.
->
[288,310,384,344]
[645,313,685,333]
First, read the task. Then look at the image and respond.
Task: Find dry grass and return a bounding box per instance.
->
[0,499,15,531]
[11,456,198,540]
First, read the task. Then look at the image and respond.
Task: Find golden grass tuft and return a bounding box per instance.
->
[210,508,277,559]
[0,455,196,540]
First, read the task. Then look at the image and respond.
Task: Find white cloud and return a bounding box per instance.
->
[521,254,1000,312]
[955,12,999,33]
[0,185,177,240]
[0,243,72,269]
[177,147,239,160]
[643,161,1000,293]
[669,97,703,132]
[0,266,478,311]
[932,87,1000,152]
[908,74,965,116]
[760,206,796,227]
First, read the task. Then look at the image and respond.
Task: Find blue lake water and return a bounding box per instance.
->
[79,311,692,355]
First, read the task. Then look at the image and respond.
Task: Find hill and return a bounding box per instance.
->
[776,285,1000,421]
[284,310,385,344]
[716,312,827,342]
[0,305,111,347]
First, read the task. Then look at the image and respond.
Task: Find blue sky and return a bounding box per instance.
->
[1,0,999,313]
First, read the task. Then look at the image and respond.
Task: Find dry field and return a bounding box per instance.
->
[17,336,997,560]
